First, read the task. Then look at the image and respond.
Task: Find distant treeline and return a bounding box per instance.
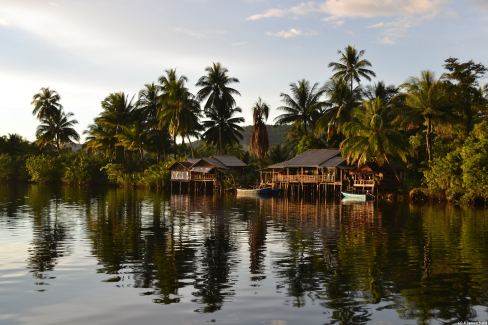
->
[1,45,488,204]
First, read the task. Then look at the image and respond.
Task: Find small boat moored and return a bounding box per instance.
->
[236,187,282,197]
[341,191,374,201]
[236,188,260,196]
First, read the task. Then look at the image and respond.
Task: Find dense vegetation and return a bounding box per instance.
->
[1,46,487,203]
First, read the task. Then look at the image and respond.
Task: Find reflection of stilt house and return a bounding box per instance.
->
[170,155,247,194]
[260,149,399,197]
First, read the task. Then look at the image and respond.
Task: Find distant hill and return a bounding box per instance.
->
[190,124,290,149]
[239,124,290,149]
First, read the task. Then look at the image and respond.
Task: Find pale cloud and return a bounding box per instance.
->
[368,15,431,44]
[322,15,345,26]
[247,0,447,20]
[231,41,249,47]
[246,2,319,21]
[248,0,448,43]
[320,0,446,18]
[266,28,317,39]
[468,0,488,10]
[0,18,9,26]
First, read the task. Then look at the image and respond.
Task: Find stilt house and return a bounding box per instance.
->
[170,155,247,193]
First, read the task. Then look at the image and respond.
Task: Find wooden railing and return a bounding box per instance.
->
[171,171,216,181]
[271,174,337,183]
[353,179,375,187]
[192,173,216,181]
[171,171,190,181]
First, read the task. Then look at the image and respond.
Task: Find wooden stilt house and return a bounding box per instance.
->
[170,155,247,193]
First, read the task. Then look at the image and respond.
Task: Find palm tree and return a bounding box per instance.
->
[249,98,270,160]
[328,45,376,92]
[159,69,202,158]
[202,106,244,151]
[196,63,241,153]
[274,79,326,135]
[136,83,172,162]
[137,83,160,127]
[31,87,62,120]
[401,71,451,163]
[316,78,361,141]
[340,97,408,173]
[36,108,80,152]
[365,81,398,102]
[85,92,134,161]
[442,58,487,132]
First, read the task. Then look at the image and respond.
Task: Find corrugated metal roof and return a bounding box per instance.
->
[191,166,215,173]
[264,149,343,169]
[319,156,346,168]
[203,157,228,169]
[284,149,341,168]
[211,155,247,167]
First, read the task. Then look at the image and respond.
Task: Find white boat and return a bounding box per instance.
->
[236,188,260,196]
[341,192,374,201]
[236,187,277,196]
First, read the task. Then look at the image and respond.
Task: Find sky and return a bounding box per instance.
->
[1,0,488,141]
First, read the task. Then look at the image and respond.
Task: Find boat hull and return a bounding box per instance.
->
[341,192,369,201]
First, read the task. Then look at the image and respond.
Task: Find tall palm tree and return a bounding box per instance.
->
[328,45,376,92]
[85,92,134,161]
[137,83,160,127]
[442,57,487,132]
[31,87,63,120]
[196,63,241,153]
[401,71,451,163]
[249,98,270,160]
[159,69,202,158]
[275,79,326,135]
[365,81,398,103]
[316,78,361,140]
[340,97,408,172]
[136,83,172,162]
[202,106,244,151]
[36,108,80,152]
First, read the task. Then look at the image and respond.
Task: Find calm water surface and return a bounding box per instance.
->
[1,185,488,325]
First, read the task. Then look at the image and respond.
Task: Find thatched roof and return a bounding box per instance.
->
[266,149,342,169]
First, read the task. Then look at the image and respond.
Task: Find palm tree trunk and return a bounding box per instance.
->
[385,156,400,183]
[140,148,144,170]
[426,119,433,164]
[173,134,177,159]
[186,134,194,158]
[218,124,223,154]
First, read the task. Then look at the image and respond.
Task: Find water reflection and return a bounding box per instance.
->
[1,185,488,324]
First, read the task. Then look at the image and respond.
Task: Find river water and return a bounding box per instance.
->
[1,185,488,325]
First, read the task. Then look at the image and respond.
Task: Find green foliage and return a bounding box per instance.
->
[424,150,463,201]
[25,154,62,183]
[101,163,141,187]
[62,153,107,185]
[424,121,488,203]
[140,162,171,189]
[0,154,15,181]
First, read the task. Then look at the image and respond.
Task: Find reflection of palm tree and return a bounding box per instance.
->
[249,202,267,278]
[193,208,237,313]
[26,186,71,290]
